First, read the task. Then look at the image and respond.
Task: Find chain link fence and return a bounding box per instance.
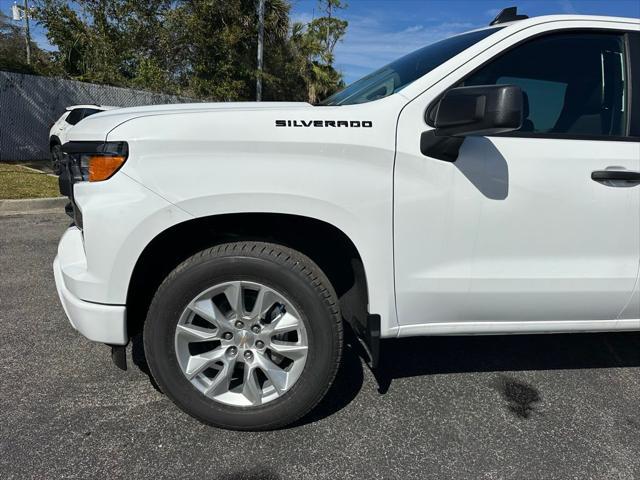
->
[0,71,194,161]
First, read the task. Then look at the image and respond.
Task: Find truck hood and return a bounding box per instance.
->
[67,102,314,142]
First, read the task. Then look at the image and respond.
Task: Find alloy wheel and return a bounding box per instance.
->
[174,281,309,407]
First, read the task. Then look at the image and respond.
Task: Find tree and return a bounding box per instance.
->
[161,0,292,100]
[0,10,53,74]
[289,0,348,103]
[31,0,348,102]
[34,0,173,85]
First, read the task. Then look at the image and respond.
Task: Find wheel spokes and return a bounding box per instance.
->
[175,323,219,342]
[250,287,280,319]
[188,298,227,327]
[184,348,226,379]
[265,311,300,335]
[241,364,263,405]
[223,282,244,318]
[255,352,289,394]
[204,357,236,398]
[269,341,308,360]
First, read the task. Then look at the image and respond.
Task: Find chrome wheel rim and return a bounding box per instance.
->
[174,281,309,407]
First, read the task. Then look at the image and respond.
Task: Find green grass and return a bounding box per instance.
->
[0,164,61,199]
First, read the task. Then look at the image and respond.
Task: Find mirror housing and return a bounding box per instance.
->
[431,84,523,137]
[421,84,524,162]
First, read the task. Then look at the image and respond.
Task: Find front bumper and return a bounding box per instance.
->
[53,228,127,345]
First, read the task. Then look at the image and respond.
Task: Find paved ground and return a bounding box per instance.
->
[2,211,640,479]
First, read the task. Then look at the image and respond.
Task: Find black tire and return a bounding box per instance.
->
[51,143,63,175]
[143,241,343,430]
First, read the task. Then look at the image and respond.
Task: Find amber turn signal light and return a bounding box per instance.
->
[88,155,126,182]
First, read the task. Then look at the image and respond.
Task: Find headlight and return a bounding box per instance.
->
[62,141,129,182]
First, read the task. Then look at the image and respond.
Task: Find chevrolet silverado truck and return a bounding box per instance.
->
[54,9,640,430]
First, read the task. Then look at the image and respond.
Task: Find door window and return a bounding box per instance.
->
[461,32,628,137]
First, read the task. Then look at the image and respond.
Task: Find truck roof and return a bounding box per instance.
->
[482,13,639,30]
[65,104,118,111]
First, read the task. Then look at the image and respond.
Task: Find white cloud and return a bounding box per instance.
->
[403,25,425,33]
[290,12,314,25]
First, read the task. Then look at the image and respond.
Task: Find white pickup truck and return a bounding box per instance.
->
[54,9,640,430]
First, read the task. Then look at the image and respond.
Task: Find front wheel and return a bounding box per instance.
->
[143,242,343,430]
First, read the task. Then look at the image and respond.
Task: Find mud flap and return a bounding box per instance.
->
[351,314,381,368]
[110,344,127,371]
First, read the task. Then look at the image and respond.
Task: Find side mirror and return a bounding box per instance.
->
[432,84,523,136]
[421,84,523,161]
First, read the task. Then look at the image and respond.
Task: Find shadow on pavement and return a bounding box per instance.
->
[131,334,162,393]
[129,328,640,424]
[373,331,640,394]
[292,325,365,427]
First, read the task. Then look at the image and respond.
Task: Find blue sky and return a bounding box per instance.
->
[2,0,639,84]
[291,0,640,83]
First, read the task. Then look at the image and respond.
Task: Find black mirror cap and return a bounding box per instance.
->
[433,84,523,137]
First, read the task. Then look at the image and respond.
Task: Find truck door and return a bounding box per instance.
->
[394,29,640,331]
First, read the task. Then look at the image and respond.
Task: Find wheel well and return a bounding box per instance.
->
[50,136,61,149]
[126,213,369,338]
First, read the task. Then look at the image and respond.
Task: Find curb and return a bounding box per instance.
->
[0,197,67,215]
[16,164,58,178]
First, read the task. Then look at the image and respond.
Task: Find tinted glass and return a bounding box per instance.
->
[461,32,627,137]
[82,108,102,118]
[65,109,85,125]
[322,27,502,106]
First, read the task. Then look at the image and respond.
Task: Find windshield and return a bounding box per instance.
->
[321,27,502,106]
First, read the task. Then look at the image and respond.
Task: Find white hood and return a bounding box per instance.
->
[68,102,314,142]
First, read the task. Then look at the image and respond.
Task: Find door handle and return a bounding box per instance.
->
[591,170,640,183]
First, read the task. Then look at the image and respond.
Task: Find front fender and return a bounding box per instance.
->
[107,102,399,335]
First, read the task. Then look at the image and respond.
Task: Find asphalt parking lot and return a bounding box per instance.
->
[2,210,640,479]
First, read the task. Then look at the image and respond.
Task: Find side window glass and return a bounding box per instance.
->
[82,108,101,119]
[495,76,566,132]
[65,109,84,126]
[461,32,628,137]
